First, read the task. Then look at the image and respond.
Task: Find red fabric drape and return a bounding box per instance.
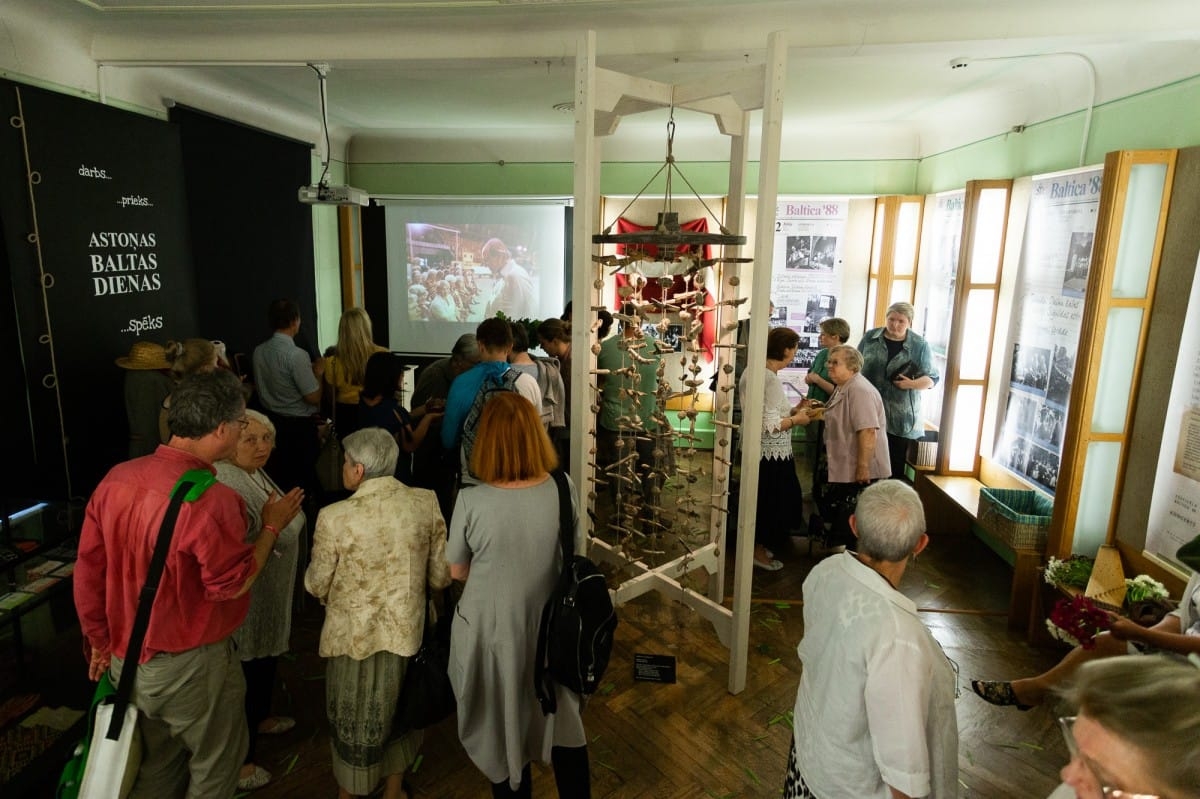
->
[612,216,716,361]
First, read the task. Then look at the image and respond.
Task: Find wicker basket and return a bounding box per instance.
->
[978,487,1053,552]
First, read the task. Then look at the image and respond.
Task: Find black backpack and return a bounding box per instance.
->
[459,367,524,479]
[535,470,617,715]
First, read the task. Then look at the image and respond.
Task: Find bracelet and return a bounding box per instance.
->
[262,523,279,536]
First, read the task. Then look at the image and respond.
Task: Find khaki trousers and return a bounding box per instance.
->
[109,638,248,799]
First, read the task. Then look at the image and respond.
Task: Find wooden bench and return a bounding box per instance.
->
[919,473,1045,630]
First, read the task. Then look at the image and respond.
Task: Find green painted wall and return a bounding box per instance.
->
[350,158,923,197]
[351,73,1200,199]
[916,74,1200,193]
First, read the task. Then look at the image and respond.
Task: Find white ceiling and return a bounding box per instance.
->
[7,0,1200,164]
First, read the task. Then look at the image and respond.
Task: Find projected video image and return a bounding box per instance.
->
[407,223,541,323]
[384,203,568,355]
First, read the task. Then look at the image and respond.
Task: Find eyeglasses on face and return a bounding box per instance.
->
[1057,716,1160,799]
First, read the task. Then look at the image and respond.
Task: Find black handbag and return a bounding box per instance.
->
[393,593,455,733]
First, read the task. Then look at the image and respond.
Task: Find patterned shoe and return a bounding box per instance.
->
[970,679,1033,711]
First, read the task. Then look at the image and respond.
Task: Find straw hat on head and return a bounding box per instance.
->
[116,340,170,370]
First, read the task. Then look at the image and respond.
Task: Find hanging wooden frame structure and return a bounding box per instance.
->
[569,30,787,694]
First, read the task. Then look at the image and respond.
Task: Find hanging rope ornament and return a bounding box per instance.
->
[587,111,749,563]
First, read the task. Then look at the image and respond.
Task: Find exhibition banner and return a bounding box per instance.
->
[771,198,848,400]
[993,167,1104,494]
[1145,251,1200,570]
[6,84,198,494]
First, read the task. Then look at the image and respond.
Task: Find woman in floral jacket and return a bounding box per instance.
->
[306,427,451,799]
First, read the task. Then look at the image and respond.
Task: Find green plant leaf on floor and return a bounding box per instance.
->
[774,602,791,609]
[1019,741,1044,751]
[599,682,616,695]
[744,766,762,786]
[925,581,942,590]
[767,657,780,665]
[411,754,424,774]
[283,753,299,776]
[767,710,794,729]
[595,759,618,773]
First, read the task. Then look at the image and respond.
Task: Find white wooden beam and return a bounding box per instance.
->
[728,29,787,696]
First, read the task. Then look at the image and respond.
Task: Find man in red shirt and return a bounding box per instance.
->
[75,369,302,797]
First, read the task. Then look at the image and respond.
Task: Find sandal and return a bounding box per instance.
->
[970,680,1033,711]
[237,765,271,791]
[753,557,784,571]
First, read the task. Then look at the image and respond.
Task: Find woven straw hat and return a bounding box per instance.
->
[115,340,170,370]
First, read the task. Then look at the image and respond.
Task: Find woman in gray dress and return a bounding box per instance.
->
[448,391,590,798]
[214,409,306,791]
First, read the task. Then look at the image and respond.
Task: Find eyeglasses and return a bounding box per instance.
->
[1057,716,1160,799]
[231,417,251,431]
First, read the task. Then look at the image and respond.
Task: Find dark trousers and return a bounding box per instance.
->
[489,746,590,799]
[265,413,320,498]
[886,433,911,481]
[241,656,277,764]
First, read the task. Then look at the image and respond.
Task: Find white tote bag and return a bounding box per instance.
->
[78,698,142,799]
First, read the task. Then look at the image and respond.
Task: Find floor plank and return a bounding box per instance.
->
[4,458,1077,797]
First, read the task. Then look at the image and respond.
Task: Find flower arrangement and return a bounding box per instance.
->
[1046,595,1112,649]
[1124,574,1169,604]
[1044,555,1094,589]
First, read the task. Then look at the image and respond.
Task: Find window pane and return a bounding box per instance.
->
[969,188,1008,284]
[959,290,995,380]
[1112,162,1168,299]
[871,203,886,275]
[948,385,983,472]
[866,279,878,329]
[893,201,921,277]
[890,279,913,307]
[1092,306,1143,432]
[1073,441,1121,554]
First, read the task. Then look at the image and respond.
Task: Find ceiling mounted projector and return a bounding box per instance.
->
[298,64,370,207]
[298,182,369,206]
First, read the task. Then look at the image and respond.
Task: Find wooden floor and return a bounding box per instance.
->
[8,460,1073,798]
[237,477,1070,798]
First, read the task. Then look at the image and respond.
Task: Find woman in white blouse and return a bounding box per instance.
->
[737,326,811,570]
